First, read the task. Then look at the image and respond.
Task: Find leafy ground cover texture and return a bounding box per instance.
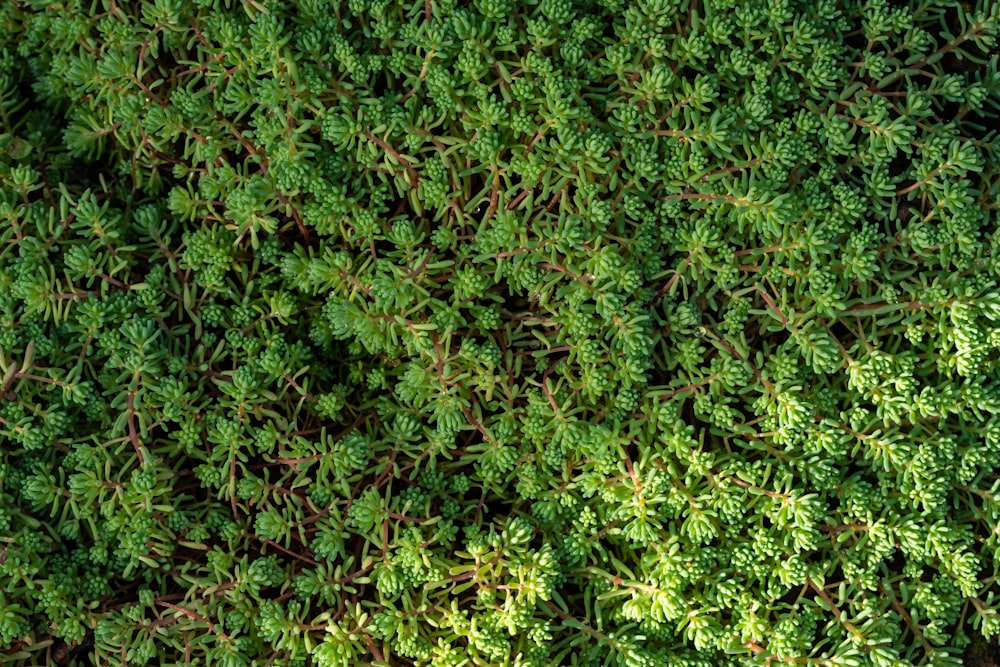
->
[2,0,1000,665]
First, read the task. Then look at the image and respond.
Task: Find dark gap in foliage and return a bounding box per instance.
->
[449,480,482,519]
[776,578,805,607]
[12,75,40,122]
[388,196,413,220]
[757,327,791,353]
[830,152,853,172]
[49,632,95,666]
[960,113,996,141]
[217,146,240,169]
[740,317,763,350]
[368,68,392,98]
[885,547,908,575]
[840,459,873,486]
[840,26,868,59]
[824,487,841,514]
[625,440,640,468]
[460,423,486,453]
[556,576,586,609]
[277,211,321,250]
[827,320,855,350]
[937,99,963,124]
[938,49,981,79]
[887,153,910,180]
[370,235,396,259]
[463,170,494,214]
[497,280,530,313]
[964,635,1000,667]
[479,489,516,524]
[823,563,846,592]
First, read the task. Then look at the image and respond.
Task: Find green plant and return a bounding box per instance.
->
[2,0,1000,665]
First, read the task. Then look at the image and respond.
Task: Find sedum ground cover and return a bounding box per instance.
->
[2,0,1000,665]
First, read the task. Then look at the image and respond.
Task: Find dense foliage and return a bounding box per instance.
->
[2,0,1000,665]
